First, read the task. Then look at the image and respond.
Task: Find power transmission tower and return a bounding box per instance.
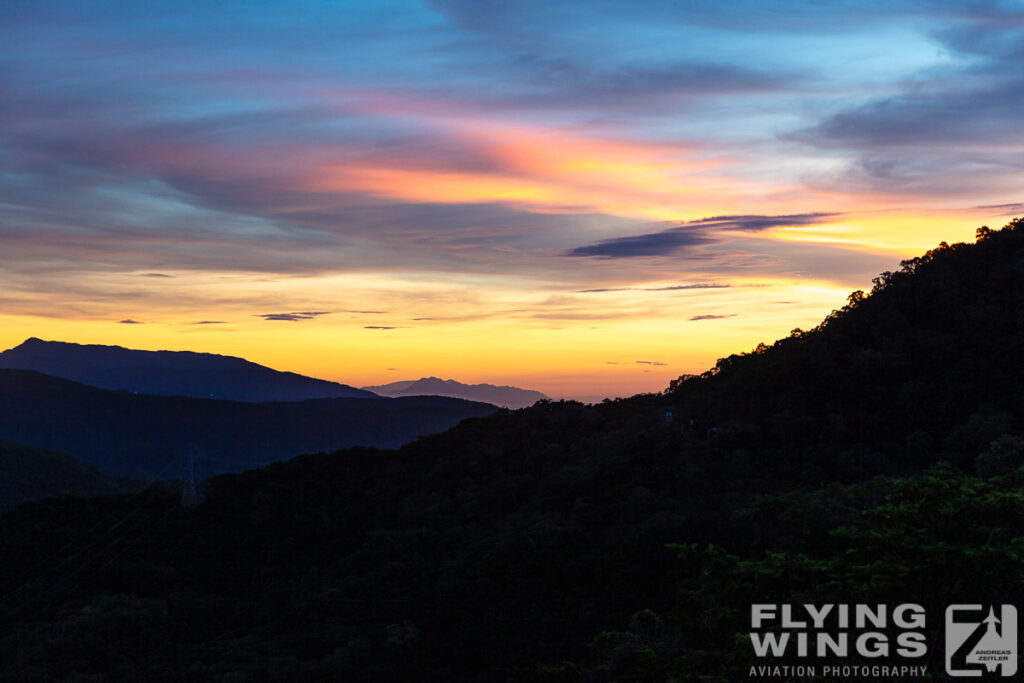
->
[182,445,199,506]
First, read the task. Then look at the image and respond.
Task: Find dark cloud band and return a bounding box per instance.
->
[567,214,839,259]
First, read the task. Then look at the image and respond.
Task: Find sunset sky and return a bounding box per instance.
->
[2,1,1022,400]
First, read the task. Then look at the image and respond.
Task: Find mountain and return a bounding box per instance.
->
[663,222,1024,461]
[0,441,129,511]
[363,376,548,408]
[365,379,418,393]
[0,370,497,477]
[0,338,377,402]
[1,219,1023,681]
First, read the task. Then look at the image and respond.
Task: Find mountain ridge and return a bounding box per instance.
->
[0,338,377,402]
[363,376,547,408]
[0,369,497,477]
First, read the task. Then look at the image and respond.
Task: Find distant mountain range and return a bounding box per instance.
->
[363,377,547,409]
[0,338,377,402]
[0,369,497,478]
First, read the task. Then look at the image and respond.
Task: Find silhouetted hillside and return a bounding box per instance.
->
[664,220,1024,477]
[0,339,377,401]
[0,442,129,511]
[1,220,1023,681]
[363,376,548,408]
[0,370,497,477]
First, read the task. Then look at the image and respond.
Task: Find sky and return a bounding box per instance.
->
[1,1,1022,400]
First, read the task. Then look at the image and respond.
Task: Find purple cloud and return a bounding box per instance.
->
[568,214,839,259]
[256,312,330,322]
[689,314,735,321]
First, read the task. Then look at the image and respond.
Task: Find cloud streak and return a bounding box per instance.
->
[256,312,330,322]
[579,283,730,292]
[567,227,717,259]
[568,214,840,259]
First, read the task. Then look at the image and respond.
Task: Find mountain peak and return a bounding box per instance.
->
[0,339,377,402]
[363,376,548,409]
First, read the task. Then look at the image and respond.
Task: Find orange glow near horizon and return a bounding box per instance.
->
[767,210,986,252]
[0,267,872,400]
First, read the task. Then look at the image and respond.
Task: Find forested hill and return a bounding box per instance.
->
[0,442,129,511]
[1,220,1023,682]
[664,219,1024,477]
[0,370,498,478]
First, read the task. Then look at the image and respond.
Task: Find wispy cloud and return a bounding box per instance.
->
[567,226,717,259]
[976,202,1024,216]
[568,214,839,259]
[256,312,330,322]
[118,319,143,324]
[648,283,731,291]
[579,283,731,292]
[791,14,1024,198]
[689,314,736,321]
[686,214,841,232]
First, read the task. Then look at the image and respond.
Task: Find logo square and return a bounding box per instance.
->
[946,604,1017,677]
